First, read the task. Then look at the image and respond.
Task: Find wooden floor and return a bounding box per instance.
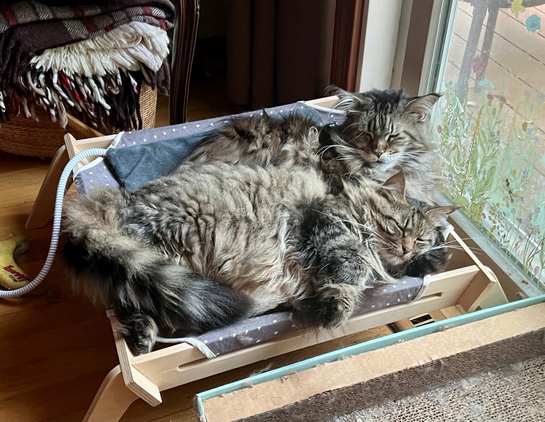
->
[0,76,393,422]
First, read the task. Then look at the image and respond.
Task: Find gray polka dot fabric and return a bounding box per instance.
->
[158,276,424,357]
[73,101,346,195]
[71,101,427,358]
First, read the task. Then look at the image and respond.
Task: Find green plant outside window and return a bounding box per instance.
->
[432,0,545,290]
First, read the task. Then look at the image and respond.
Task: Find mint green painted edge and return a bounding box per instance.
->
[195,294,545,417]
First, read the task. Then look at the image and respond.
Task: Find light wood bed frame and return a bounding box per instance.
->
[26,96,509,422]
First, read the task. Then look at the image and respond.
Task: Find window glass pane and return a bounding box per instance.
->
[433,0,545,289]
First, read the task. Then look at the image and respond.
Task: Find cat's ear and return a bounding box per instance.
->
[379,172,406,199]
[324,85,345,97]
[325,85,372,112]
[406,93,441,121]
[424,205,458,221]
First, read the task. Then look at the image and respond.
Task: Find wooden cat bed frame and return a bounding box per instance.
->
[81,232,503,422]
[25,96,509,422]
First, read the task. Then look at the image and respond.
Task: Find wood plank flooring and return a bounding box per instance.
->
[0,77,394,422]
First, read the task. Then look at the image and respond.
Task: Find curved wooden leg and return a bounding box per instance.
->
[25,145,70,230]
[83,366,139,422]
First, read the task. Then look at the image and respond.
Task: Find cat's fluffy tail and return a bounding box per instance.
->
[62,188,252,354]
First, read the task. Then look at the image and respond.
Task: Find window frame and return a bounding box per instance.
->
[356,0,542,300]
[426,0,543,299]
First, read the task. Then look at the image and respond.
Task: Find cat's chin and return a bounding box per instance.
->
[377,155,398,171]
[380,153,396,163]
[382,254,409,268]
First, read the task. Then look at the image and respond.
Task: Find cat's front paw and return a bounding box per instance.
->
[406,246,450,278]
[303,283,359,328]
[117,313,158,356]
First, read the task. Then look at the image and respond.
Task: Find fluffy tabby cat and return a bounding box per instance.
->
[182,87,441,203]
[181,87,449,277]
[63,165,455,355]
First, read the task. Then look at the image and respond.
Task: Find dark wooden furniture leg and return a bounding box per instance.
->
[170,0,201,125]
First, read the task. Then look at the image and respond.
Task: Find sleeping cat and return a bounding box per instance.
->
[63,165,455,355]
[182,87,441,203]
[319,87,441,200]
[180,87,449,278]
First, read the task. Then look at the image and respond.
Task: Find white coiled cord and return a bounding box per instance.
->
[0,148,109,298]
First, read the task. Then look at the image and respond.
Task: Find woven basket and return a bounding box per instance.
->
[0,83,158,158]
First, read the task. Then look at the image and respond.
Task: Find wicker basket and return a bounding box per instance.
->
[0,83,158,158]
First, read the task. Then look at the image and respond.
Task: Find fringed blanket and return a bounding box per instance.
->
[0,0,174,131]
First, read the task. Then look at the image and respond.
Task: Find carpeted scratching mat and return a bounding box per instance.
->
[331,355,545,422]
[196,302,545,422]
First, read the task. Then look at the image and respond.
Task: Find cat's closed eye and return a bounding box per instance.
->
[385,133,400,142]
[415,238,431,245]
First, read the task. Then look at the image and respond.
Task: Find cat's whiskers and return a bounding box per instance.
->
[400,150,421,156]
[424,244,483,256]
[375,245,395,254]
[423,245,448,252]
[443,237,474,243]
[397,152,422,161]
[333,143,359,150]
[324,100,357,121]
[344,131,368,145]
[316,145,342,165]
[317,143,358,158]
[331,155,360,162]
[316,144,339,157]
[441,239,481,249]
[339,122,362,137]
[332,95,361,111]
[310,209,377,237]
[377,236,400,254]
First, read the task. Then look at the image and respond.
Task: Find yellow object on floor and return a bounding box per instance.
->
[0,236,30,290]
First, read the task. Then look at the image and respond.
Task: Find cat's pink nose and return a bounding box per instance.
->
[375,151,383,157]
[402,246,414,255]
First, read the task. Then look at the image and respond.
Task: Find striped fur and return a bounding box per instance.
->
[320,87,441,203]
[183,87,441,204]
[63,166,454,354]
